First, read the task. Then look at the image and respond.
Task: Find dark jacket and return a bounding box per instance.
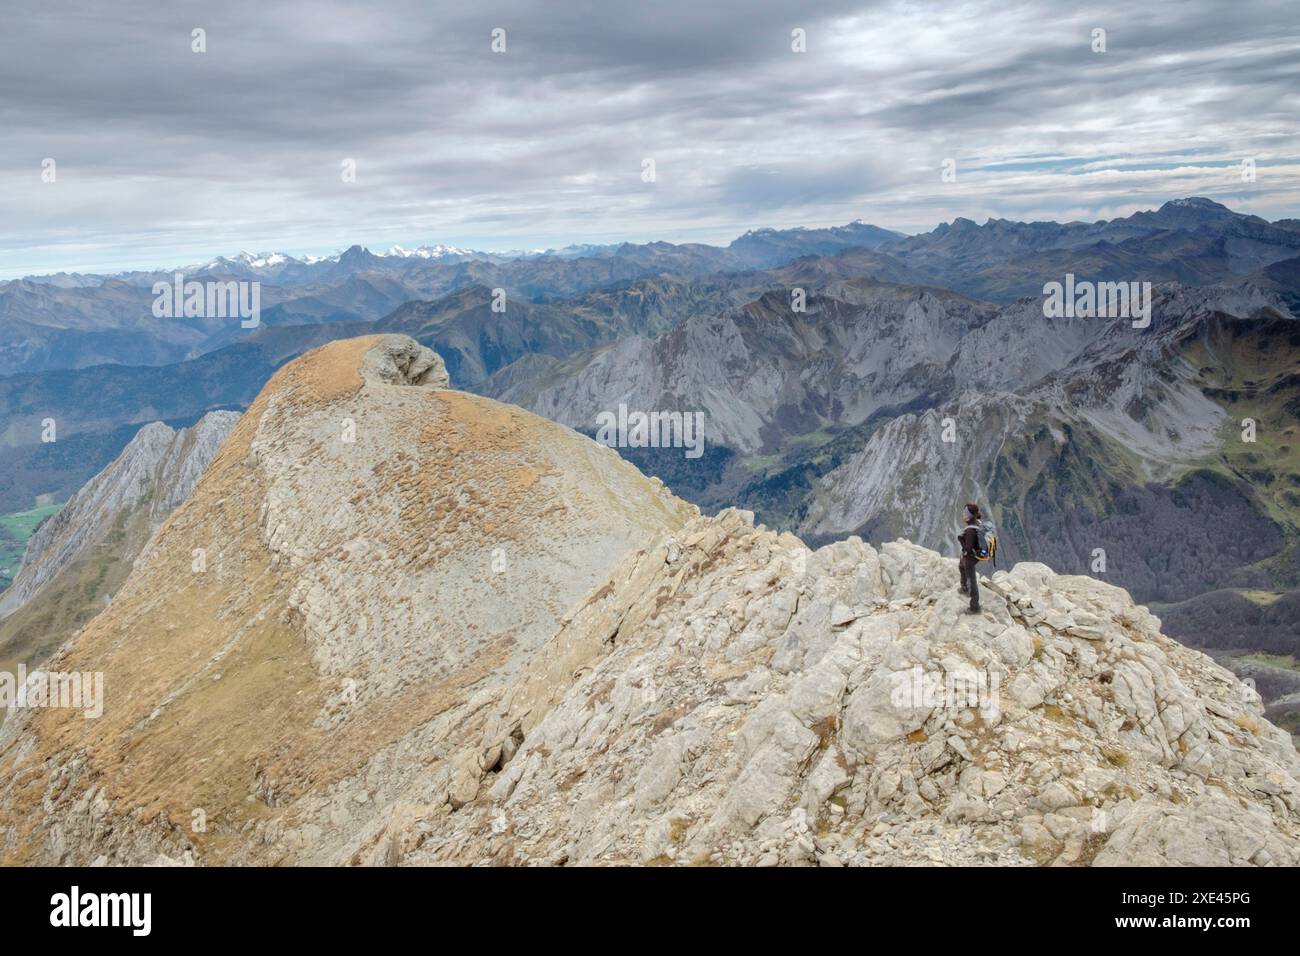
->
[958,524,980,568]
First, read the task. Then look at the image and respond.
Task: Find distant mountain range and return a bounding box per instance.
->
[1,197,1298,738]
[0,218,901,377]
[4,198,1296,379]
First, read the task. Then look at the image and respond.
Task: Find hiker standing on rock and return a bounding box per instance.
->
[957,503,982,614]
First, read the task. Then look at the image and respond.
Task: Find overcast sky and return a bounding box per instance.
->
[2,0,1298,277]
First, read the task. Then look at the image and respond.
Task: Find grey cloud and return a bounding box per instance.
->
[1,0,1297,276]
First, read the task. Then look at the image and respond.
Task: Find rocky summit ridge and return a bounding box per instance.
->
[0,334,1296,866]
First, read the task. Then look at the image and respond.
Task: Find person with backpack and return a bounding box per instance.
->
[957,502,984,614]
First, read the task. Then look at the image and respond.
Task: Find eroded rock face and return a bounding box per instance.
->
[357,335,449,388]
[1,335,1296,867]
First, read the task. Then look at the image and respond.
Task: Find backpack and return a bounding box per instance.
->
[974,520,997,565]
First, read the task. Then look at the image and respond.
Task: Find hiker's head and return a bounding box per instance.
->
[964,503,981,524]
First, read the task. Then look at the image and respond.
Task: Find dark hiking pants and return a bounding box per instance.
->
[959,562,980,611]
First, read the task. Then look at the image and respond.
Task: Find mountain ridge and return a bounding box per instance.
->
[0,335,1296,866]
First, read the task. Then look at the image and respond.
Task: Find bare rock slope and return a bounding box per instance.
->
[1,335,1297,867]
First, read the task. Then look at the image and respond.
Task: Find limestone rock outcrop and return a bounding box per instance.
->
[408,516,1300,866]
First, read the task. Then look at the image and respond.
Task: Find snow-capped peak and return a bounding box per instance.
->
[231,251,291,268]
[201,251,296,270]
[381,244,471,259]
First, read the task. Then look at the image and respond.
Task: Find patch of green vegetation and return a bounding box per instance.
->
[789,428,836,450]
[733,412,896,529]
[0,503,63,591]
[1223,652,1300,673]
[1237,590,1284,607]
